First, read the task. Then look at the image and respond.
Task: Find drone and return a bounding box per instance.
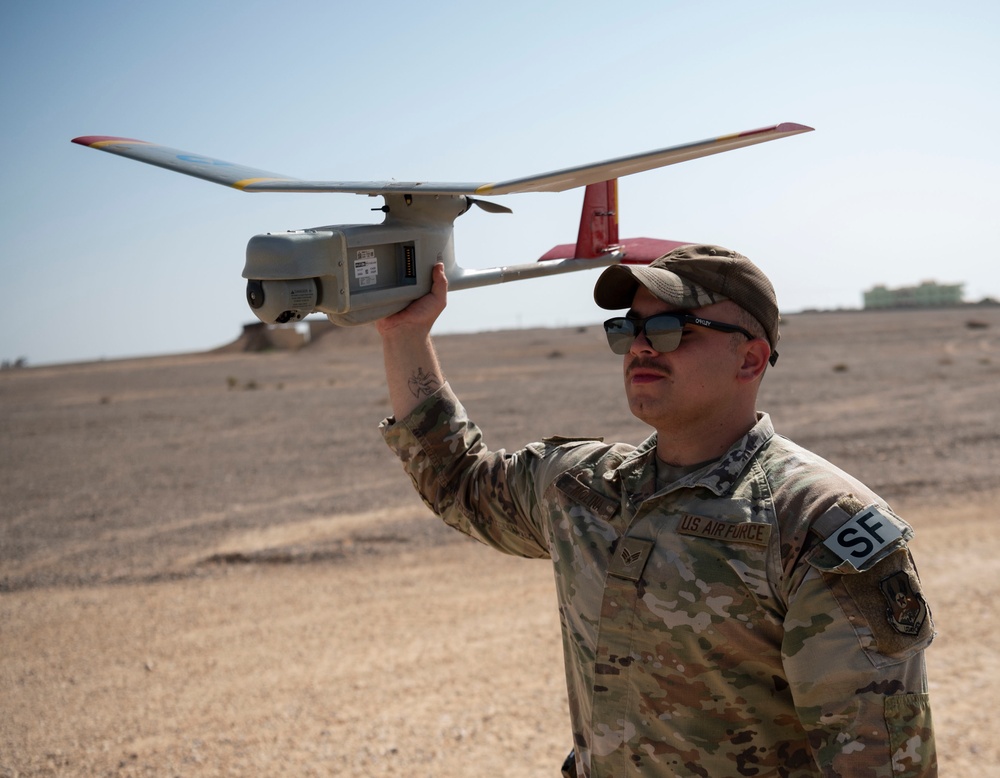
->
[72,123,812,326]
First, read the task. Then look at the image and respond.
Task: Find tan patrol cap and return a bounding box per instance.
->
[593,244,780,348]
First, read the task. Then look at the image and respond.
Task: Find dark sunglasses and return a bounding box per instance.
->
[603,313,778,365]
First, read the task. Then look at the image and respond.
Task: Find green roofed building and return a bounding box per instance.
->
[864,281,964,309]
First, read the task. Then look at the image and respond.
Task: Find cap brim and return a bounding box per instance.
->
[594,264,726,311]
[593,265,643,309]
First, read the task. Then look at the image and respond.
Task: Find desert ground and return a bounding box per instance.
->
[2,306,999,776]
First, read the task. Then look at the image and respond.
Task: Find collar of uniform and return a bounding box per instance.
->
[610,413,775,499]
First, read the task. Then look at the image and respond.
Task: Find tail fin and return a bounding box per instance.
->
[538,179,689,264]
[538,180,619,261]
[575,179,619,258]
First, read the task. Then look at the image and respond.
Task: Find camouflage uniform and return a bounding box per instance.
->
[381,384,936,777]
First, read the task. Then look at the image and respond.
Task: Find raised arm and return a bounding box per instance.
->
[375,262,449,420]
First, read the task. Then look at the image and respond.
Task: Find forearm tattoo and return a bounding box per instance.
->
[407,367,441,399]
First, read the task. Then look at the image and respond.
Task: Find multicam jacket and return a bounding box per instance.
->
[381,384,936,777]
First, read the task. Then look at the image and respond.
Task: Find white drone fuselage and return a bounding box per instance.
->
[245,194,460,326]
[245,193,625,326]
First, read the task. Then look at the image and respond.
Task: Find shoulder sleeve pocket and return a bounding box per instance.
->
[818,547,935,667]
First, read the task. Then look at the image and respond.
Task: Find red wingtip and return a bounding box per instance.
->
[774,122,815,134]
[72,135,146,146]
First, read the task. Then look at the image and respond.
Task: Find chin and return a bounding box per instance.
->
[626,395,665,426]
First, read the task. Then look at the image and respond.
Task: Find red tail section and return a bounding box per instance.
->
[539,179,689,264]
[576,179,619,258]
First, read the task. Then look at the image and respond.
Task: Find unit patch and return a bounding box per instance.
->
[879,570,929,635]
[837,547,934,661]
[676,515,771,546]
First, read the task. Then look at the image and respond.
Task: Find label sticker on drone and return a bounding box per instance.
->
[354,250,378,287]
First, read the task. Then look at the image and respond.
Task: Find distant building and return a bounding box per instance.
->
[233,319,335,352]
[863,281,964,309]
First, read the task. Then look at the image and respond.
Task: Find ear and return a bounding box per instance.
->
[736,339,771,384]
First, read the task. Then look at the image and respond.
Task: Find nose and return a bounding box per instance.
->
[628,325,657,356]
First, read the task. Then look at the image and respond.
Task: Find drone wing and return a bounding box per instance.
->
[475,122,813,195]
[71,136,486,194]
[71,136,303,190]
[73,123,812,195]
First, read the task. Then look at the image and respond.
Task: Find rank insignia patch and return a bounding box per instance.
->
[609,537,654,582]
[879,570,928,636]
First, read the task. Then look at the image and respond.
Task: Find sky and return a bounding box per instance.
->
[2,0,998,366]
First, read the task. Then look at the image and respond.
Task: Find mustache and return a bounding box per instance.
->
[626,357,670,377]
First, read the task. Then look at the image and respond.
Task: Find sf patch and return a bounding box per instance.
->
[822,504,903,569]
[880,570,929,636]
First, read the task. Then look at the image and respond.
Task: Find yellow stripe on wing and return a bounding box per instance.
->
[232,177,293,190]
[89,138,152,148]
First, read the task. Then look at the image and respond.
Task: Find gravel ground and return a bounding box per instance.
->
[2,306,998,775]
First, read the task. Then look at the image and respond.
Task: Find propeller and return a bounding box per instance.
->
[462,196,512,215]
